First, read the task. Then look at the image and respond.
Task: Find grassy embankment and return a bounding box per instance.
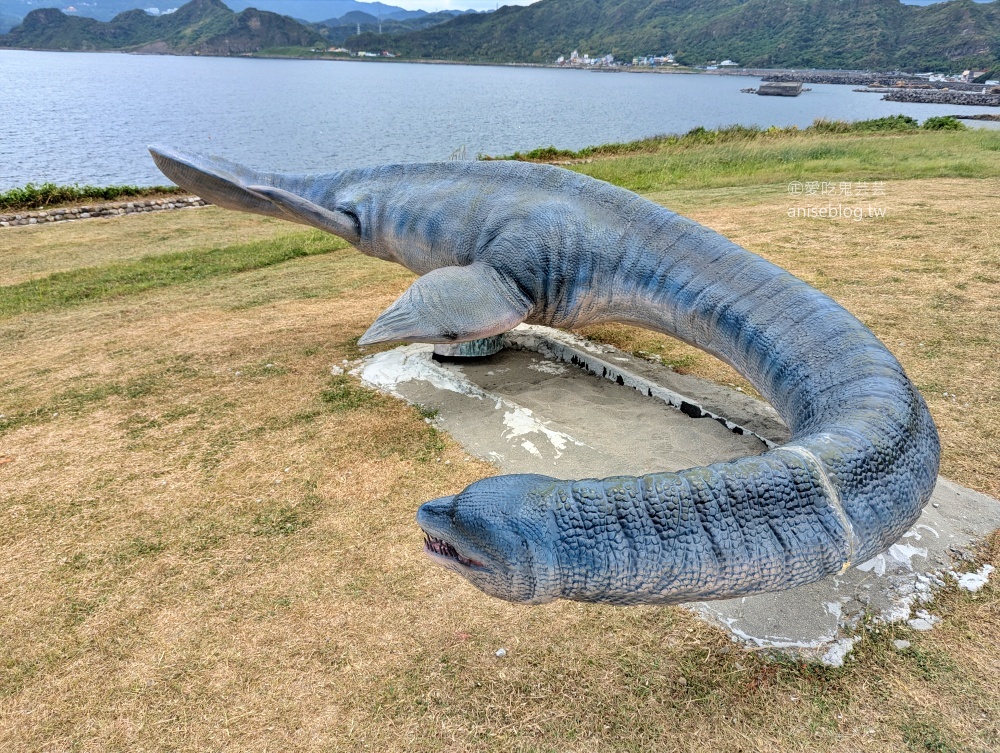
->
[0,126,998,751]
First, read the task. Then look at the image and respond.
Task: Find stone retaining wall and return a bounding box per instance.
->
[0,196,207,228]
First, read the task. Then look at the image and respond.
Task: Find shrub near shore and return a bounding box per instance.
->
[0,182,184,212]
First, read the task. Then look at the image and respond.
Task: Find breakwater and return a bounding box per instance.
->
[763,72,891,86]
[762,72,991,93]
[953,113,1000,121]
[881,90,1000,107]
[0,196,206,228]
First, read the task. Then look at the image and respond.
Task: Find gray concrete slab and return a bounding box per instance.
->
[353,325,1000,665]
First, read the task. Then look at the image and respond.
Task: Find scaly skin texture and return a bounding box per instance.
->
[150,148,940,605]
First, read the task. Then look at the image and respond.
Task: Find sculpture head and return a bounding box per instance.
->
[416,474,561,604]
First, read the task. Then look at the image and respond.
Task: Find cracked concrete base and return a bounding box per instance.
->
[351,325,1000,666]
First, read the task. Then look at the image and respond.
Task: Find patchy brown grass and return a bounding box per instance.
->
[0,177,997,752]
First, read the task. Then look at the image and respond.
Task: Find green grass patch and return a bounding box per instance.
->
[0,182,184,212]
[0,230,347,320]
[486,120,998,194]
[566,128,1000,193]
[491,117,973,165]
[320,374,386,412]
[251,506,312,537]
[0,359,201,438]
[491,123,787,162]
[900,719,962,753]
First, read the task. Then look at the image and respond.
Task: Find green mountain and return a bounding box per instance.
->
[349,0,1000,71]
[0,0,325,53]
[0,0,435,26]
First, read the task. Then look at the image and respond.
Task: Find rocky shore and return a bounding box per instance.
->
[0,195,206,228]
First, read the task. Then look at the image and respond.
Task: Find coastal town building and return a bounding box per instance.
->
[632,54,677,66]
[557,51,616,66]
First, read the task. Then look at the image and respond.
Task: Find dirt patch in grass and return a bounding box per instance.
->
[0,178,997,751]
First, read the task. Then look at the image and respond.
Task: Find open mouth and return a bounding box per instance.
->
[423,532,485,569]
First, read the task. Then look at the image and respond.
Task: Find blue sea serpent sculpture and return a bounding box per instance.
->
[150,147,940,606]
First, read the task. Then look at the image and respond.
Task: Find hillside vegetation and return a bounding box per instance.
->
[0,0,323,54]
[351,0,1000,71]
[0,0,446,24]
[4,0,998,70]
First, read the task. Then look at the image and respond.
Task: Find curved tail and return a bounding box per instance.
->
[148,147,361,244]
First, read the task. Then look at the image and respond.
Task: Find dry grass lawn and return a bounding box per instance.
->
[0,174,997,751]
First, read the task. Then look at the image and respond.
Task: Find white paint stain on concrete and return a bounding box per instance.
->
[528,360,567,375]
[821,637,859,668]
[889,543,929,569]
[355,344,484,399]
[503,406,578,458]
[903,524,940,542]
[951,564,994,592]
[520,439,542,458]
[705,613,838,651]
[355,342,585,462]
[856,542,928,576]
[514,323,609,355]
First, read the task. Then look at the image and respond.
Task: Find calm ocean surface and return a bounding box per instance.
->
[2,49,998,189]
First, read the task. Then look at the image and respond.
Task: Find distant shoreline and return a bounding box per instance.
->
[0,47,903,82]
[10,47,981,92]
